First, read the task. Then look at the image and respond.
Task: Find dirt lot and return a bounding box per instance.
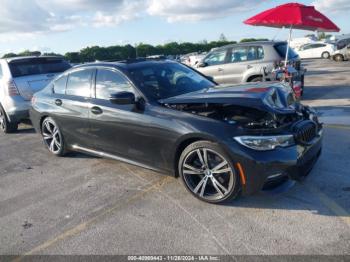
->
[0,59,350,256]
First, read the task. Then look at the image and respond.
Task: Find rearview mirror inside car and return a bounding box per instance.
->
[110,92,135,105]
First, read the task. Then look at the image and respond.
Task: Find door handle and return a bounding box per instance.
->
[55,99,62,106]
[218,68,224,72]
[91,106,103,115]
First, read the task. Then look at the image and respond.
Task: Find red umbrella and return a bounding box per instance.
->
[244,2,340,66]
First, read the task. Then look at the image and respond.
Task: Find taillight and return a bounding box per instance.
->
[7,80,20,96]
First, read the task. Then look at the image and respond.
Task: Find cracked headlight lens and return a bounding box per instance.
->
[234,135,295,151]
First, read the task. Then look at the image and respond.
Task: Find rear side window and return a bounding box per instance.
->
[230,46,264,63]
[95,69,133,100]
[204,49,227,66]
[9,58,71,78]
[66,69,93,97]
[274,43,299,59]
[337,39,350,49]
[52,75,68,95]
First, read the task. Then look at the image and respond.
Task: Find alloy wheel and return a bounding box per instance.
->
[42,119,62,154]
[182,148,235,201]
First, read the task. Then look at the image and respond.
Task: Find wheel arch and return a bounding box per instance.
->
[172,134,219,177]
[246,74,263,82]
[39,114,49,131]
[0,102,11,122]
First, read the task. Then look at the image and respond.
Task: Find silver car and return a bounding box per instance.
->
[196,41,304,85]
[332,44,350,61]
[0,56,71,133]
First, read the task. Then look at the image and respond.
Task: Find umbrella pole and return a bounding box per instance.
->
[284,25,293,67]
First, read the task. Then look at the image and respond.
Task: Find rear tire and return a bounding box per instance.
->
[0,105,18,134]
[334,54,344,62]
[41,117,67,156]
[178,141,240,204]
[321,52,330,59]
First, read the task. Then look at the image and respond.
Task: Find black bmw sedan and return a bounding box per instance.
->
[30,59,323,204]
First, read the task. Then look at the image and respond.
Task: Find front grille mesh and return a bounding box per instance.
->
[294,121,317,144]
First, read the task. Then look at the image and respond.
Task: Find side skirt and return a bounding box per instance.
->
[71,145,163,173]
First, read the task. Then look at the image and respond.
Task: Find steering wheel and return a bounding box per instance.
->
[175,76,193,90]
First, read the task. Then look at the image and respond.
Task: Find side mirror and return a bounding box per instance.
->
[110,91,135,105]
[197,62,208,68]
[347,45,350,49]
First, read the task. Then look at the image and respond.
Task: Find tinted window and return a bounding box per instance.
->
[66,69,93,97]
[9,58,71,78]
[96,69,133,100]
[129,62,215,100]
[310,44,325,48]
[274,43,299,59]
[204,50,227,66]
[337,39,350,50]
[0,65,3,77]
[53,75,68,95]
[301,45,312,50]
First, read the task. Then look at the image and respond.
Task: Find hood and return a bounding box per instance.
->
[159,82,305,130]
[159,82,296,114]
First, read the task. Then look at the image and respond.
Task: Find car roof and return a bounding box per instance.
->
[71,58,177,71]
[4,56,66,63]
[213,41,286,51]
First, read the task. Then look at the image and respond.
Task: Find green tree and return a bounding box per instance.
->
[240,38,269,43]
[2,53,18,58]
[219,33,227,42]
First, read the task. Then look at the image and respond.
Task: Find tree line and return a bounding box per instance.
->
[2,37,268,63]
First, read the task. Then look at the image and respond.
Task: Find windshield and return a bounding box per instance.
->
[128,62,215,100]
[9,58,71,78]
[274,43,299,60]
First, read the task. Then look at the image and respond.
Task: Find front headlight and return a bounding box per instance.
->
[234,135,295,151]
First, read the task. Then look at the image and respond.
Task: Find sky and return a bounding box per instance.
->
[0,0,349,55]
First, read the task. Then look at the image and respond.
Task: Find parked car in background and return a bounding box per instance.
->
[30,59,323,204]
[296,42,335,59]
[290,36,318,50]
[335,36,350,50]
[0,56,71,133]
[181,52,207,67]
[196,41,305,89]
[332,44,350,62]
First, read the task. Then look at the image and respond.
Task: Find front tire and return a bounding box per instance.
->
[178,141,240,204]
[0,105,18,134]
[321,52,330,59]
[41,117,66,156]
[334,54,344,62]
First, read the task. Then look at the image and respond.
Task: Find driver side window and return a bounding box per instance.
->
[95,69,133,100]
[204,49,227,66]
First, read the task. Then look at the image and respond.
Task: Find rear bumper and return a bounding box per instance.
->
[225,131,323,195]
[2,96,30,123]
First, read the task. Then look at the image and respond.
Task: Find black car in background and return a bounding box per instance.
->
[30,59,323,203]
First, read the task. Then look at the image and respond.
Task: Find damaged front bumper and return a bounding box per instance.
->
[224,128,323,196]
